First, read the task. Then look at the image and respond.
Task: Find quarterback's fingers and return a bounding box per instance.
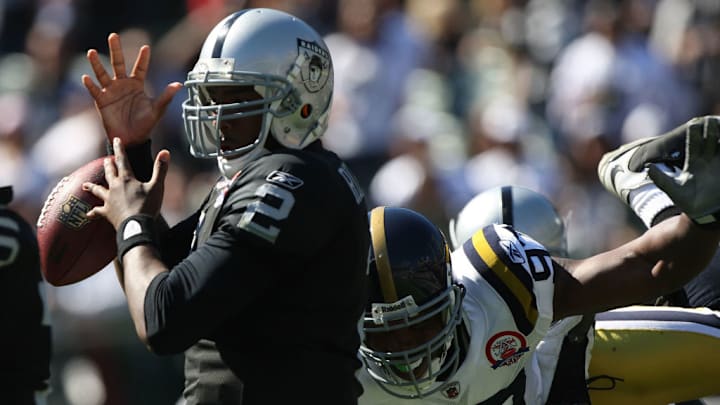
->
[82,75,102,100]
[148,150,171,188]
[85,205,107,220]
[130,45,150,81]
[112,138,135,179]
[103,156,118,180]
[87,49,112,87]
[82,182,109,202]
[153,82,183,114]
[108,33,127,79]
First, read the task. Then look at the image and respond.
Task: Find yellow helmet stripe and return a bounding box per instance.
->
[370,207,398,302]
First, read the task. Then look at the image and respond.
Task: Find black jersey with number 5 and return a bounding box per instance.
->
[0,205,51,400]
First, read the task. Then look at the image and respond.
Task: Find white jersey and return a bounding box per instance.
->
[359,224,566,404]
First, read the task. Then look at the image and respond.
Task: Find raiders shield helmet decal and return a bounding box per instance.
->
[296,38,331,93]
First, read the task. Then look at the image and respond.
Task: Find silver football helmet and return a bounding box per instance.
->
[448,186,567,256]
[182,8,333,173]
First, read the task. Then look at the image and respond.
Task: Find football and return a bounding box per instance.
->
[37,157,116,286]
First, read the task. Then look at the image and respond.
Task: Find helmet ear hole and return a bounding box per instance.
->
[300,104,312,118]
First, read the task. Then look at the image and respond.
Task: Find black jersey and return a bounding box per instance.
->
[145,142,369,405]
[0,205,51,400]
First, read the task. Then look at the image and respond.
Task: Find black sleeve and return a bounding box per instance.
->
[158,210,201,268]
[144,218,290,354]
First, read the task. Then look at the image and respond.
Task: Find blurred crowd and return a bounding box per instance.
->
[1,0,719,404]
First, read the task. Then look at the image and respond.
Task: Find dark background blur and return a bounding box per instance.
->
[2,0,719,404]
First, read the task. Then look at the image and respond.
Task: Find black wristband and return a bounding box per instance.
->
[116,214,158,265]
[106,140,154,181]
[650,206,682,227]
[648,203,720,230]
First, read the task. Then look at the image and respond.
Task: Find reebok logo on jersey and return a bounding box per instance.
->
[266,171,304,190]
[500,239,525,264]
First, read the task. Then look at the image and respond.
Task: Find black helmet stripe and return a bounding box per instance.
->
[501,185,513,226]
[369,207,399,302]
[211,10,249,58]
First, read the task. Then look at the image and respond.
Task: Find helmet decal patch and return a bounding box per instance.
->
[297,39,330,93]
[485,331,529,369]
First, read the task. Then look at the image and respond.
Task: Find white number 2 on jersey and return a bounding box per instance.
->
[237,183,295,243]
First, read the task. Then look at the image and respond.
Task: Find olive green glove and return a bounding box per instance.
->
[648,116,720,228]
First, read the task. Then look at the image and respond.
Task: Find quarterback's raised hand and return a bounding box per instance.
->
[82,33,183,146]
[648,116,720,227]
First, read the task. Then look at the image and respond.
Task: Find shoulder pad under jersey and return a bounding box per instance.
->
[460,224,554,335]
